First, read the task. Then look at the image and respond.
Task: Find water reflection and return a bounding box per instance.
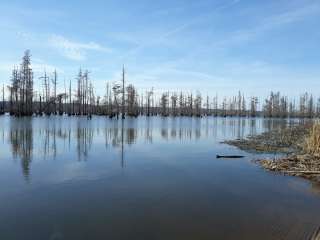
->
[1,116,297,181]
[76,120,94,161]
[9,118,33,181]
[1,116,320,240]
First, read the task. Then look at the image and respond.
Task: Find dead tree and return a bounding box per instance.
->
[213,94,218,116]
[22,50,33,116]
[126,84,138,116]
[187,93,193,117]
[83,71,88,115]
[112,83,121,118]
[40,71,50,115]
[221,97,227,117]
[241,95,246,116]
[160,92,169,116]
[9,51,33,116]
[76,69,82,115]
[52,70,57,114]
[205,95,210,116]
[316,98,320,118]
[250,97,258,117]
[57,93,66,115]
[307,94,314,118]
[237,91,242,116]
[121,66,125,119]
[1,84,4,114]
[146,88,153,116]
[104,82,110,115]
[171,93,178,116]
[194,92,202,117]
[68,80,72,115]
[88,81,95,118]
[179,92,184,116]
[280,96,288,118]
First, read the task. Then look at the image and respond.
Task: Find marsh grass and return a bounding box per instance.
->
[304,122,320,157]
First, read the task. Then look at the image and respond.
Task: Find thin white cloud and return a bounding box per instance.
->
[119,0,241,60]
[216,2,320,48]
[124,62,224,94]
[49,34,111,61]
[265,2,320,26]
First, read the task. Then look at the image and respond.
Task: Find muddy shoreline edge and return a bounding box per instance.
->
[223,122,320,183]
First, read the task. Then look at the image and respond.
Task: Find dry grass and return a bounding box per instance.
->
[224,124,309,154]
[225,121,320,183]
[304,122,320,157]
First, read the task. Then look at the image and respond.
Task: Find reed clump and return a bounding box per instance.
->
[225,122,320,183]
[304,122,320,157]
[257,122,320,183]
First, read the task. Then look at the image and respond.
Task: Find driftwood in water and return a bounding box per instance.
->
[216,155,244,159]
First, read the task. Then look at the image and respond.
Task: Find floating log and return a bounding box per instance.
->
[216,155,245,159]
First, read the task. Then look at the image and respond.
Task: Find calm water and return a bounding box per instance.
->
[0,116,319,240]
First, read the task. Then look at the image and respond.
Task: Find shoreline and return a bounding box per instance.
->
[224,122,320,183]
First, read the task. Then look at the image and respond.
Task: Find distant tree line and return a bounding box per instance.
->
[1,50,320,119]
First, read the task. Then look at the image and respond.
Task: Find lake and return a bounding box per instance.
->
[0,116,319,240]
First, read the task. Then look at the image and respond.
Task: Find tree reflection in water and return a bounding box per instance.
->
[5,116,293,182]
[9,118,33,181]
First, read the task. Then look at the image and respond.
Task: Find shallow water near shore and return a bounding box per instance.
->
[0,115,319,240]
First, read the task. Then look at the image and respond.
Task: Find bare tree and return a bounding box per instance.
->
[126,84,138,116]
[146,88,153,116]
[52,70,57,114]
[250,97,258,117]
[40,71,50,115]
[5,50,320,119]
[9,51,33,116]
[160,92,169,116]
[1,84,4,114]
[112,82,121,118]
[171,92,178,116]
[121,66,125,119]
[194,92,202,117]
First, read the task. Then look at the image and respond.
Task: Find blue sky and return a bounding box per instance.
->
[0,0,319,98]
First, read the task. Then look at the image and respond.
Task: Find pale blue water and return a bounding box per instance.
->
[0,116,319,240]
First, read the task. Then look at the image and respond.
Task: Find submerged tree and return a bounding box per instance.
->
[121,66,126,119]
[52,70,58,114]
[194,92,202,117]
[1,84,4,114]
[8,50,33,116]
[160,92,169,116]
[126,84,138,116]
[171,92,178,116]
[146,88,154,116]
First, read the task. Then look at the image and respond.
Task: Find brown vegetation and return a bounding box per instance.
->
[225,122,320,183]
[304,122,320,157]
[224,124,310,153]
